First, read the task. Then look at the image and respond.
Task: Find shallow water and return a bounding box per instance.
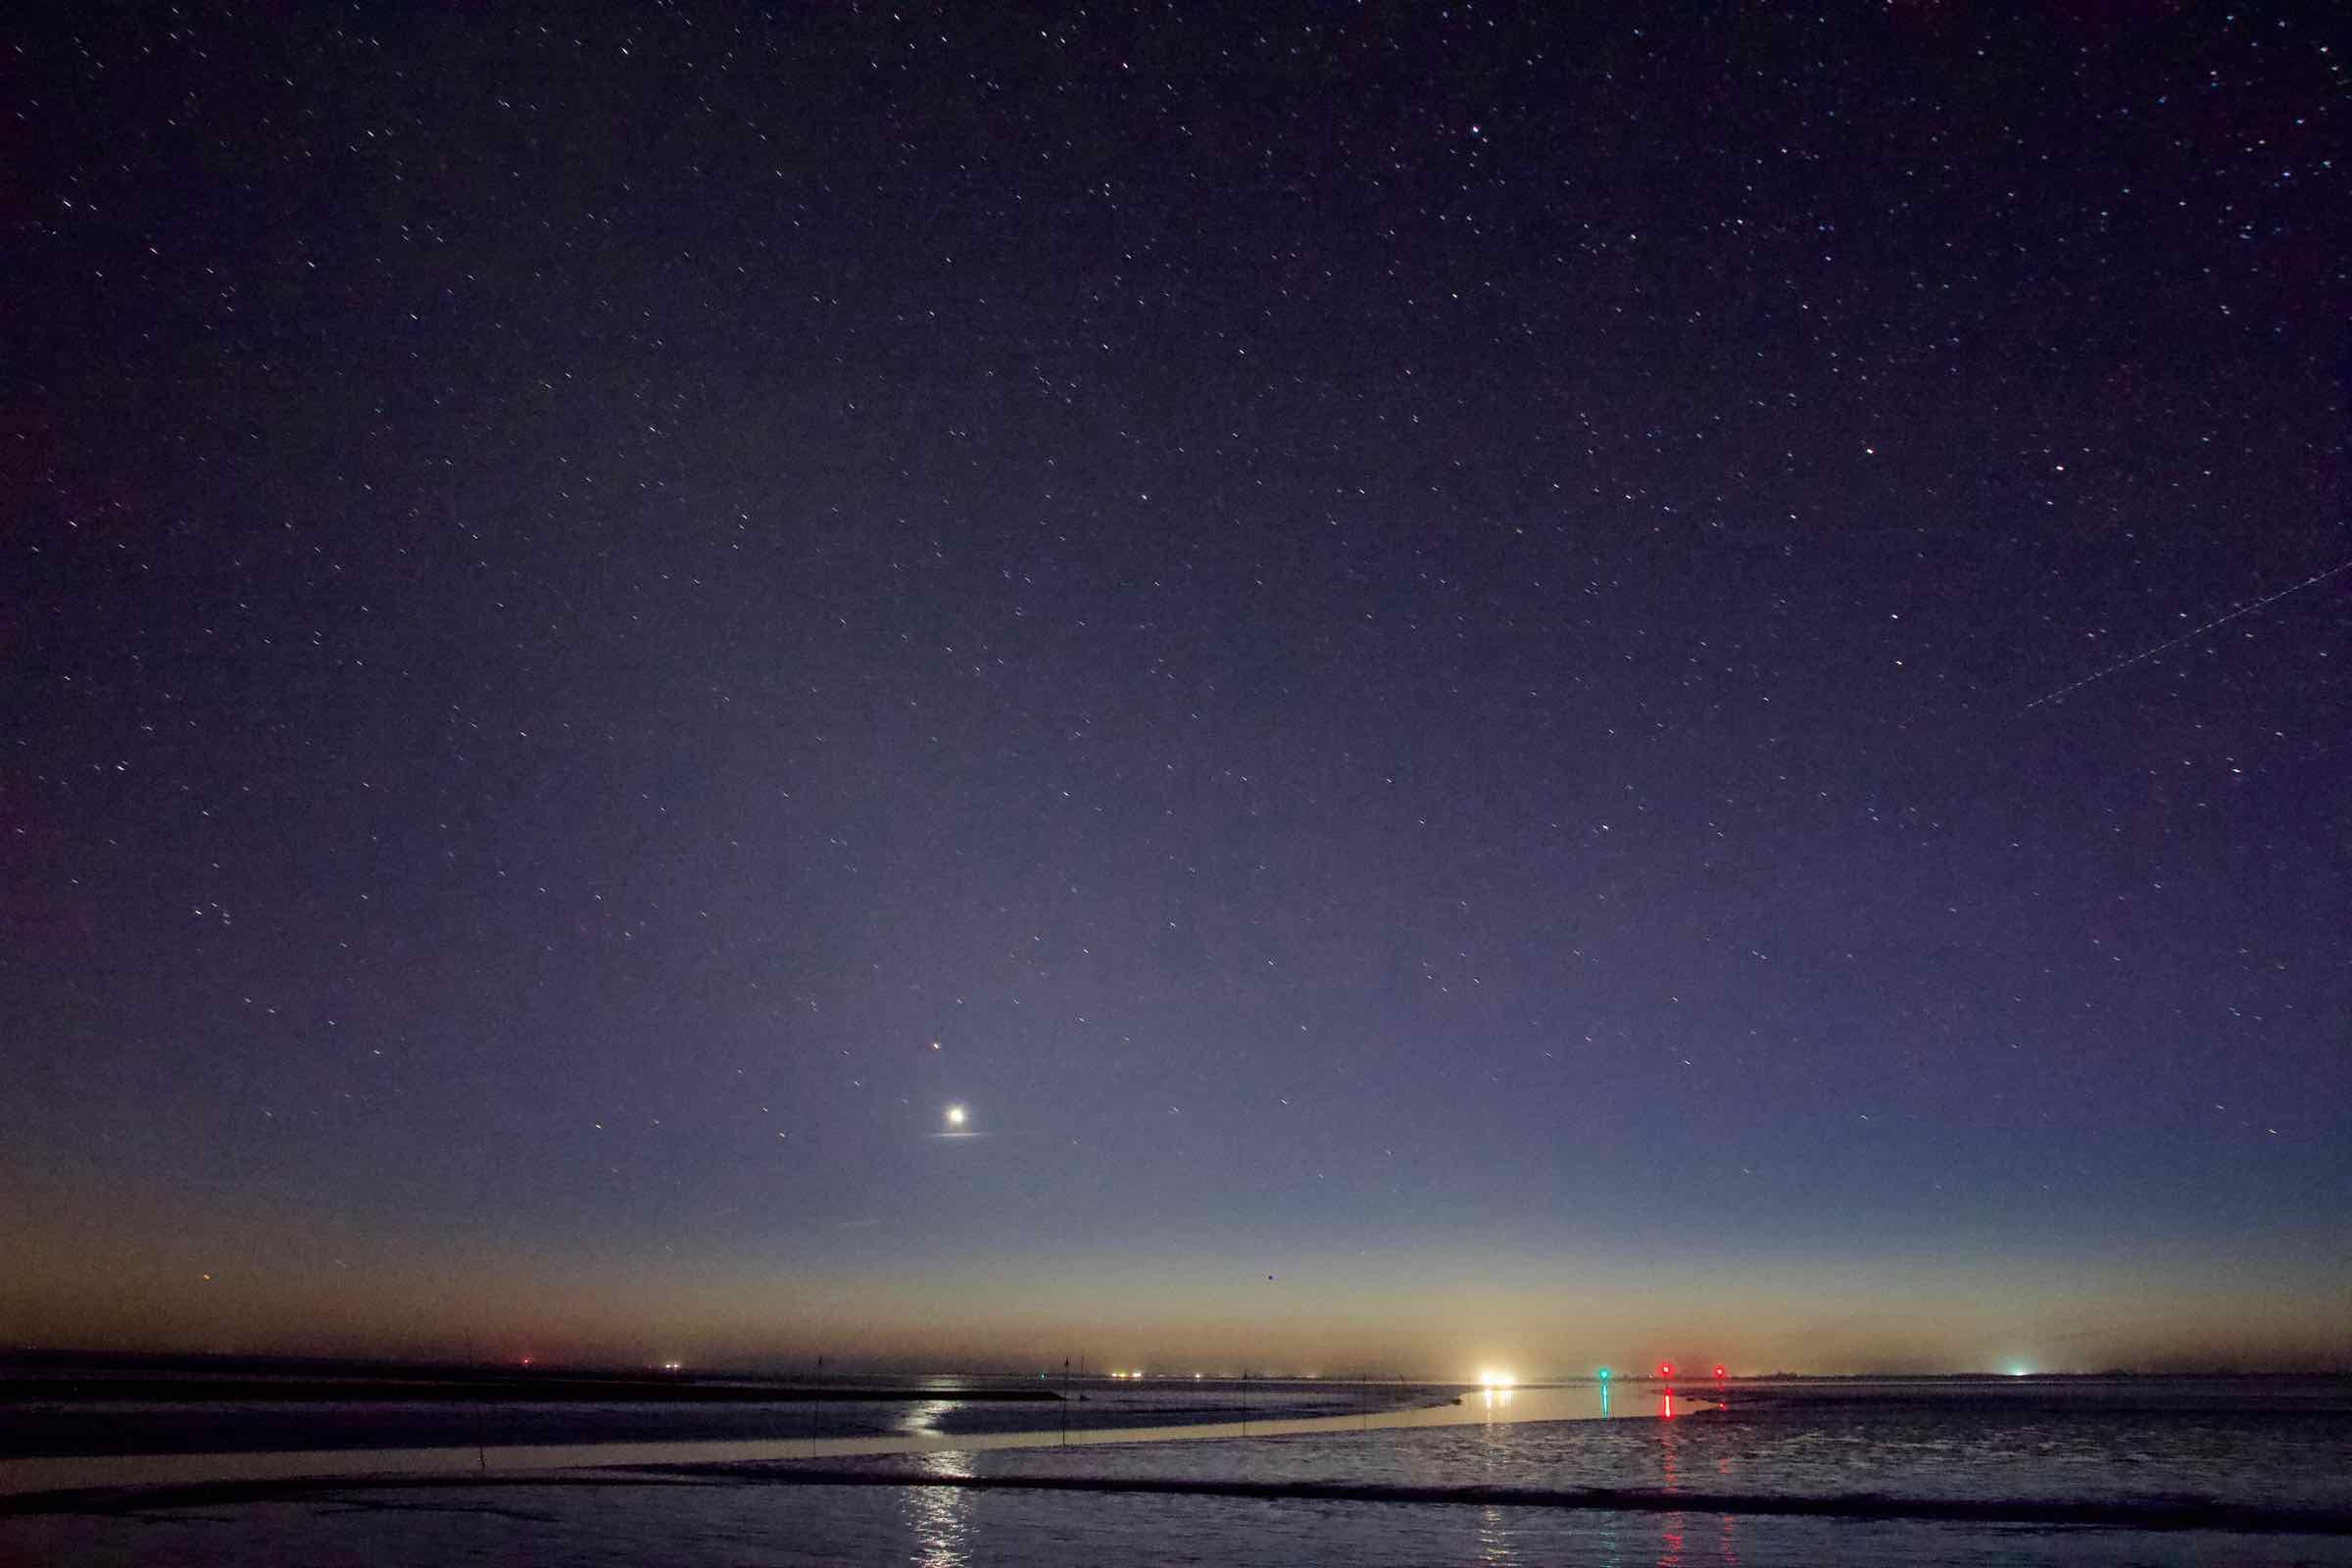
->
[8,1471,2350,1568]
[0,1374,1425,1458]
[0,1380,1563,1498]
[6,1378,2350,1566]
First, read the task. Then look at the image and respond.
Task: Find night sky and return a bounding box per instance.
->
[6,7,2345,1379]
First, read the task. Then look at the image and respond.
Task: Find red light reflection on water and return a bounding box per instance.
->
[1658,1410,1684,1566]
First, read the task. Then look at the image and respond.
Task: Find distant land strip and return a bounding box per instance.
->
[0,1378,1060,1405]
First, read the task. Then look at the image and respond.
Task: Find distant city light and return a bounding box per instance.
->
[1479,1369,1515,1389]
[944,1104,966,1128]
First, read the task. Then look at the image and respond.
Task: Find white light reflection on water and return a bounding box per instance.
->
[1476,1501,1516,1564]
[895,1398,957,1439]
[904,1448,972,1567]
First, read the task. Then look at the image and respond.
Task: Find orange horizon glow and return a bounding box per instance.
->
[8,1216,2346,1377]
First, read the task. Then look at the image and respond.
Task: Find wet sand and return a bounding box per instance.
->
[0,1383,1667,1509]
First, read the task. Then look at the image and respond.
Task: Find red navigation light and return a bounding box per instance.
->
[1714,1365,1727,1379]
[1659,1363,1674,1378]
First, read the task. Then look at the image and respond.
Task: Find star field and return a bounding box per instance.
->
[4,6,2344,1376]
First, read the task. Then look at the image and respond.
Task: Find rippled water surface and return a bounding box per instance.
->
[7,1377,2349,1566]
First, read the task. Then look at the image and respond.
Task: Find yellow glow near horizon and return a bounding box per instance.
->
[1479,1368,1515,1389]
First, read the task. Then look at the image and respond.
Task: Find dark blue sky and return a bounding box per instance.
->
[5,5,2344,1376]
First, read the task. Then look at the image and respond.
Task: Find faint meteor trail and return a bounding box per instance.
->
[2022,557,2352,712]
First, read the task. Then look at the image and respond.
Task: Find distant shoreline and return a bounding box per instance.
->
[0,1376,1060,1405]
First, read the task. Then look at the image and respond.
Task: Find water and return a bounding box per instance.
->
[6,1376,2349,1565]
[0,1370,1423,1457]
